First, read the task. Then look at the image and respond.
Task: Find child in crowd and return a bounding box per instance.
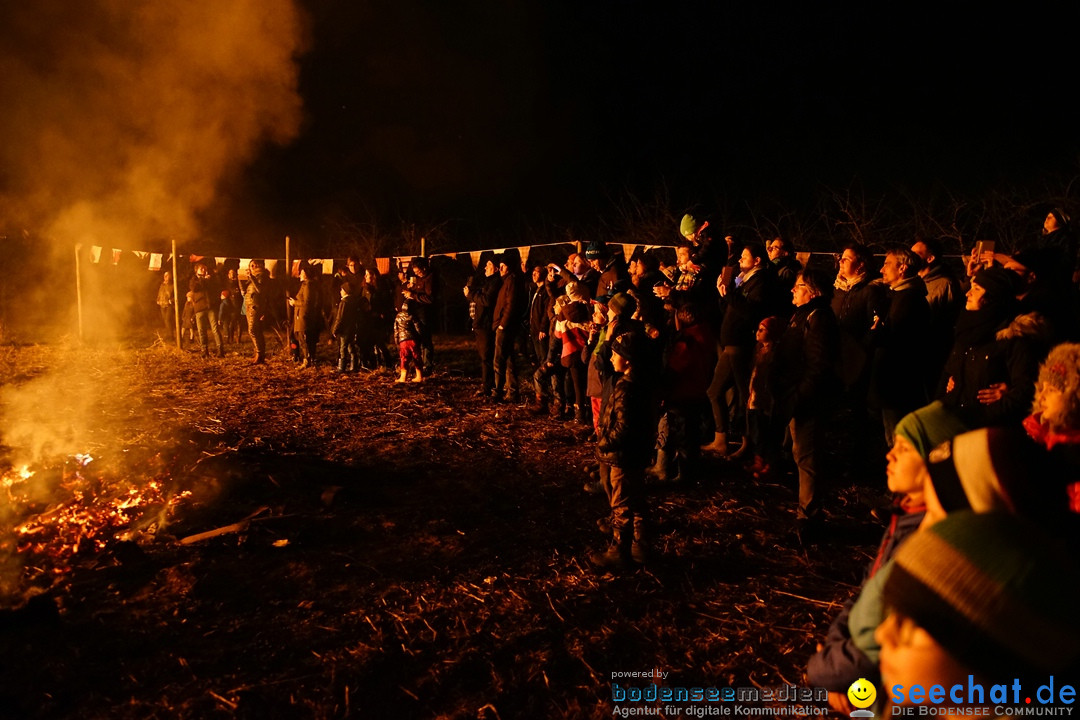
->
[332,283,361,373]
[877,511,1080,714]
[592,332,652,570]
[554,283,592,424]
[806,405,967,714]
[394,299,424,383]
[651,302,715,484]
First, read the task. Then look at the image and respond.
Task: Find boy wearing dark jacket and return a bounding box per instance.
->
[592,332,653,570]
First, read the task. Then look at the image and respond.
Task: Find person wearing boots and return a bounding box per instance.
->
[290,262,324,369]
[331,282,361,372]
[245,259,268,364]
[189,263,225,359]
[591,332,653,570]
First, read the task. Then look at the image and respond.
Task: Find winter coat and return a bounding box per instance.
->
[470,273,502,333]
[832,277,888,390]
[596,370,653,469]
[771,295,840,422]
[156,281,174,308]
[293,279,324,335]
[244,270,267,314]
[393,308,423,345]
[528,281,554,339]
[941,311,1052,429]
[596,255,631,300]
[720,266,783,348]
[492,270,527,332]
[331,293,361,339]
[871,275,932,408]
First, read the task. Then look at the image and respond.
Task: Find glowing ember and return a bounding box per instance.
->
[2,455,191,578]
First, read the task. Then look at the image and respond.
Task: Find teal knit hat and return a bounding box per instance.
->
[884,511,1080,678]
[893,402,968,459]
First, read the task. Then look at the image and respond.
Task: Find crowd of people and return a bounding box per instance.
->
[157,209,1080,712]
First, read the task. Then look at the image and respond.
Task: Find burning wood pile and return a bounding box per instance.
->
[1,453,191,597]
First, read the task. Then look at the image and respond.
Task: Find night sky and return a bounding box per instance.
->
[8,2,1075,250]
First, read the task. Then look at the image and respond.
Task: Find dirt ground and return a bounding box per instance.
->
[0,335,884,719]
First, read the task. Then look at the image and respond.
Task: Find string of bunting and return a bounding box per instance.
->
[78,240,686,277]
[80,242,857,278]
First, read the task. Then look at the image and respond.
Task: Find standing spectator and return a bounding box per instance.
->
[364,267,393,368]
[679,212,727,288]
[1037,207,1078,286]
[591,332,653,570]
[394,299,424,383]
[911,237,963,395]
[528,264,555,366]
[331,283,361,373]
[464,258,502,397]
[289,263,324,369]
[245,259,269,364]
[744,316,784,478]
[938,266,1049,430]
[491,250,527,403]
[833,243,890,475]
[156,271,175,340]
[873,247,932,442]
[772,269,841,524]
[219,268,242,346]
[651,302,716,484]
[189,263,225,359]
[586,241,630,301]
[704,242,782,456]
[402,257,435,374]
[767,236,802,292]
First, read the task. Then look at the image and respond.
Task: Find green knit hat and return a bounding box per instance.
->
[893,403,968,459]
[884,511,1080,679]
[680,213,702,239]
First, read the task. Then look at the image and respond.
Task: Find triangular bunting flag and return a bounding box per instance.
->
[376,258,390,275]
[519,246,530,267]
[149,253,163,271]
[133,250,149,260]
[469,251,481,269]
[622,244,636,264]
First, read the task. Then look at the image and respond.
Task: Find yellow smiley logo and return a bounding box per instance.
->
[847,678,877,709]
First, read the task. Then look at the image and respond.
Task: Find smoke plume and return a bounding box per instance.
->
[0,0,307,249]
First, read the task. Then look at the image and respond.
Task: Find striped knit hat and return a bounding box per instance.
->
[926,425,1071,519]
[884,511,1080,679]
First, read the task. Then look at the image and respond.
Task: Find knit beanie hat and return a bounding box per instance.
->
[611,331,641,365]
[680,213,702,239]
[585,241,609,260]
[564,281,590,304]
[883,510,1080,679]
[607,292,637,318]
[926,425,1072,520]
[972,265,1020,303]
[893,403,969,460]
